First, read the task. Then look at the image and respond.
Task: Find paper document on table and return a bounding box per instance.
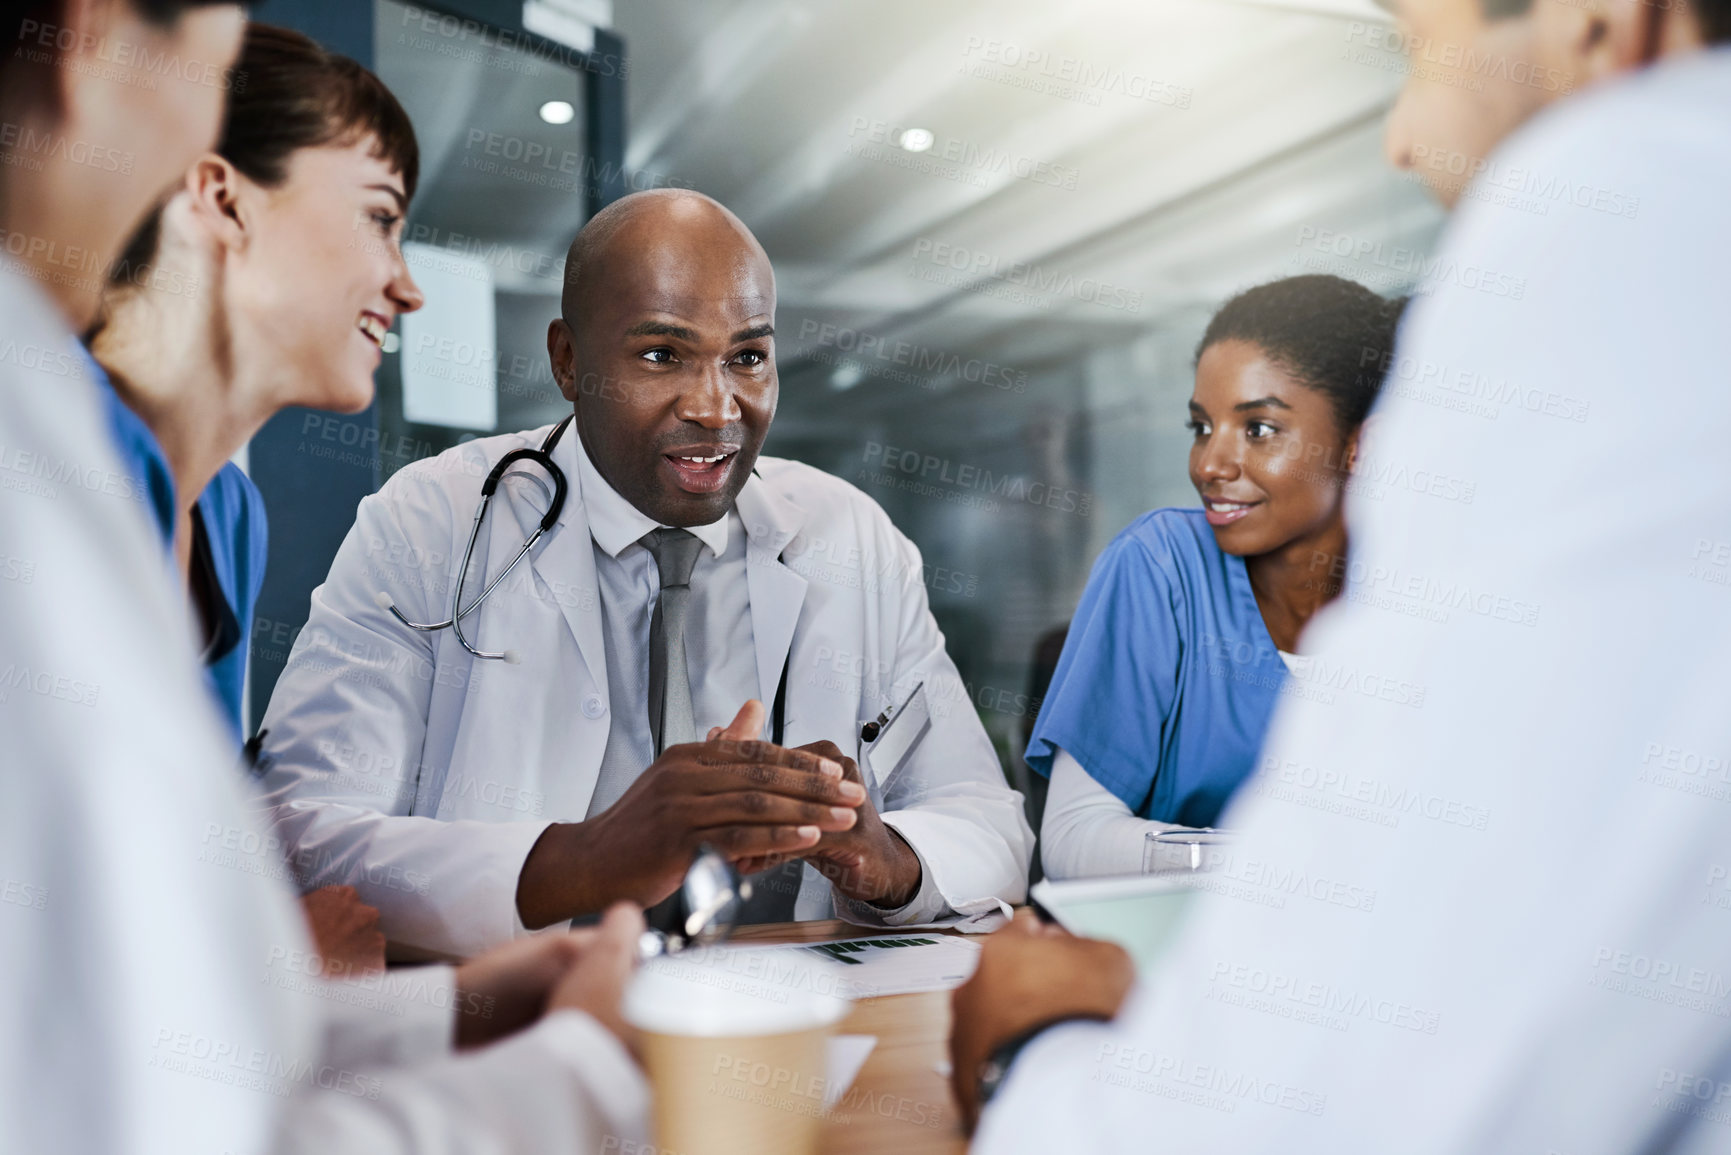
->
[783,934,982,997]
[680,935,980,999]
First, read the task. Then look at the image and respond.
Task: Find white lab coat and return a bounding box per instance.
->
[0,269,647,1154]
[258,425,1033,958]
[977,49,1731,1154]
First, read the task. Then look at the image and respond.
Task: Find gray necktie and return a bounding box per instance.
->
[643,527,802,924]
[645,527,704,755]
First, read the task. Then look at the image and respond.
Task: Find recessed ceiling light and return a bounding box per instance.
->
[539,100,576,125]
[897,128,935,154]
[829,362,867,391]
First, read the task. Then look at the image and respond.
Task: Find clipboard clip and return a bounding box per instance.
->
[859,681,924,743]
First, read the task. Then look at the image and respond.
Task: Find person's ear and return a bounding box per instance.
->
[1573,0,1636,85]
[547,318,579,402]
[1540,0,1676,88]
[1343,415,1378,475]
[182,155,248,252]
[1532,0,1603,85]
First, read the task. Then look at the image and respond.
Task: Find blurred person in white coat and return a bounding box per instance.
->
[0,4,651,1152]
[952,0,1731,1149]
[255,189,1033,959]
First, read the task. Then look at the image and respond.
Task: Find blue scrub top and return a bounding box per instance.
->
[1026,508,1286,827]
[195,464,268,741]
[91,351,176,547]
[87,352,268,742]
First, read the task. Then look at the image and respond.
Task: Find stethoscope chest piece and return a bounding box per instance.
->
[636,844,752,960]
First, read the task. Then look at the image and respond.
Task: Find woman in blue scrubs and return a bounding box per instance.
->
[1028,275,1404,878]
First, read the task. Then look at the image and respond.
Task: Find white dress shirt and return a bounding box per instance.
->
[574,438,751,816]
[0,268,647,1153]
[980,47,1731,1154]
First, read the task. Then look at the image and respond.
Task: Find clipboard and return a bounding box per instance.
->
[861,681,931,793]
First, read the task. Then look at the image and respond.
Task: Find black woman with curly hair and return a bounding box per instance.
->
[1029,275,1406,879]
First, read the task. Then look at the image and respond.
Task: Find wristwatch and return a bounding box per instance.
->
[975,1020,1068,1107]
[976,1012,1117,1108]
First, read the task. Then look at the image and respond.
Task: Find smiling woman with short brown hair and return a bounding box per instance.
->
[87,21,426,742]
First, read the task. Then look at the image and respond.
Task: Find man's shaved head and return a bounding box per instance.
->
[546,189,779,527]
[560,189,774,335]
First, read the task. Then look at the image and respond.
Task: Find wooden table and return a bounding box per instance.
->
[730,919,969,1155]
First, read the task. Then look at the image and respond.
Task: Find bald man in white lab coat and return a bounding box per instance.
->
[954,2,1731,1152]
[254,191,1032,960]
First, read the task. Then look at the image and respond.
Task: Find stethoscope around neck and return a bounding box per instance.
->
[379,412,792,748]
[377,415,573,663]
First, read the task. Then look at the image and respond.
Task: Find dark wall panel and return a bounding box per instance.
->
[246,2,379,728]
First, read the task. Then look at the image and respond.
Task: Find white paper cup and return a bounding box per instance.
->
[624,949,853,1155]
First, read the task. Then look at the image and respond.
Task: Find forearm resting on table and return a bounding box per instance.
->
[1039,749,1189,879]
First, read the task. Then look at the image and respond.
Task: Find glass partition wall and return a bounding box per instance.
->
[606,0,1441,811]
[362,0,1443,826]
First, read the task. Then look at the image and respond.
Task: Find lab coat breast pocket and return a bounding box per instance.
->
[861,682,932,798]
